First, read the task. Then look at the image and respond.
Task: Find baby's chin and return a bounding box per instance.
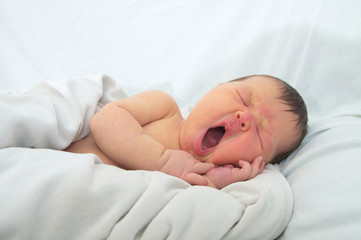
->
[197,153,213,163]
[183,147,211,163]
[198,152,229,166]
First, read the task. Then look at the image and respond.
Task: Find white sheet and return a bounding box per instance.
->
[0,76,293,239]
[1,0,361,239]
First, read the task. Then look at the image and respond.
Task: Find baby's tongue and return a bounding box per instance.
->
[202,127,225,149]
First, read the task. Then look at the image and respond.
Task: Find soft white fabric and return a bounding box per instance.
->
[0,75,124,149]
[1,0,361,239]
[279,115,361,239]
[0,76,293,240]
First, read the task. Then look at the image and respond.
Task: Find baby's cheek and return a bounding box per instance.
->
[210,140,258,166]
[214,153,239,166]
[230,140,259,163]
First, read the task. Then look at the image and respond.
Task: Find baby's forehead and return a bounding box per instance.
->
[229,76,282,93]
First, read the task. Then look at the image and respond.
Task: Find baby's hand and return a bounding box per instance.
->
[204,156,265,189]
[160,149,215,186]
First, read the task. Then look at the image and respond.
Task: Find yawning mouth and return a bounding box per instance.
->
[202,126,226,150]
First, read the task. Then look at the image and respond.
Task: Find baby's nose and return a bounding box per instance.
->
[235,111,252,131]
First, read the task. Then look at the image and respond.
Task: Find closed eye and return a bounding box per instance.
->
[237,93,248,107]
[241,97,249,107]
[238,93,249,107]
[236,90,250,107]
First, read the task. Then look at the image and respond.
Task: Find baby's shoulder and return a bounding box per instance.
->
[140,90,180,118]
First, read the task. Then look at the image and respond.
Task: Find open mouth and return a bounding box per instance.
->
[202,126,226,150]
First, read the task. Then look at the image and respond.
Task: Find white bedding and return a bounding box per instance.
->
[1,0,361,239]
[0,76,292,239]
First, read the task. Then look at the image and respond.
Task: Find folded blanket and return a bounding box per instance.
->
[0,75,293,240]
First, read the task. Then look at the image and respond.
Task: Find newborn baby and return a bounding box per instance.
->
[66,75,308,189]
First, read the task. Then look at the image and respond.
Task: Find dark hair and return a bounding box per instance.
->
[229,74,308,164]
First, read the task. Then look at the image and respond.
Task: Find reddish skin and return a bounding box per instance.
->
[204,157,265,189]
[180,77,298,167]
[66,76,298,189]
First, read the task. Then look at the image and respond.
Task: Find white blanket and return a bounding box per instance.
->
[0,75,293,240]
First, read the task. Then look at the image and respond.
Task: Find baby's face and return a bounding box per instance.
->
[180,76,299,166]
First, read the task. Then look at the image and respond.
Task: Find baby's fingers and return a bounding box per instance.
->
[249,156,264,179]
[183,173,209,186]
[234,161,252,181]
[191,162,215,175]
[237,160,251,173]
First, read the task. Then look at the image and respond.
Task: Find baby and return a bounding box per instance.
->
[66,75,308,189]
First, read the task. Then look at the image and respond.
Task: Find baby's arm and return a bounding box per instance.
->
[90,91,165,170]
[203,156,265,189]
[90,90,214,184]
